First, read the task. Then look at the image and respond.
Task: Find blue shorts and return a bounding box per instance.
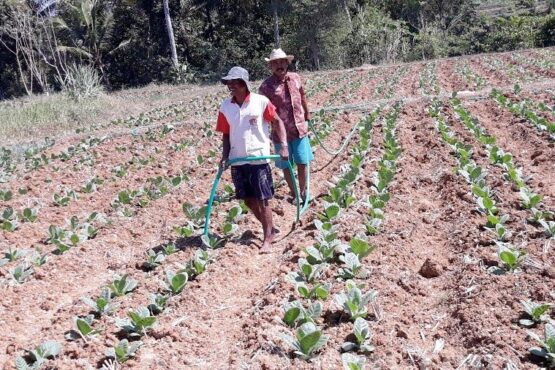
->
[275,136,314,170]
[231,164,274,200]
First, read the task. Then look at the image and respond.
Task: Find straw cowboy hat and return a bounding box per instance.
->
[264,48,294,63]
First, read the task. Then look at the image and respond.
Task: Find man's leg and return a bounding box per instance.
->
[258,198,275,253]
[282,168,295,197]
[244,198,263,222]
[297,164,308,199]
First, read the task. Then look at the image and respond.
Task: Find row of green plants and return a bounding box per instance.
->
[374,66,409,100]
[419,61,441,97]
[278,109,380,369]
[490,87,555,141]
[454,59,486,90]
[428,99,526,273]
[13,195,227,368]
[511,52,555,74]
[450,96,555,239]
[333,70,381,106]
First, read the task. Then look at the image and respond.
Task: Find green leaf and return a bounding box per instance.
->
[284,307,301,327]
[299,331,322,355]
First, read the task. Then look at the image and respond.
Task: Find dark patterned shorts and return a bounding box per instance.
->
[231,164,274,200]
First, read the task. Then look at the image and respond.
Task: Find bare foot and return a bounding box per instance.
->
[260,239,273,254]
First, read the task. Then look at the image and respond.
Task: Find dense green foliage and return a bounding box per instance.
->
[0,0,553,99]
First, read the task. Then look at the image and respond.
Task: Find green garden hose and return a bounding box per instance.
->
[203,155,305,236]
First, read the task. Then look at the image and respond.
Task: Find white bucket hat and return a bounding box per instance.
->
[264,48,294,63]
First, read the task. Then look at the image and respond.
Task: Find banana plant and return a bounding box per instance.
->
[335,280,378,321]
[342,317,375,353]
[280,322,328,360]
[15,341,61,370]
[105,339,143,364]
[283,300,323,328]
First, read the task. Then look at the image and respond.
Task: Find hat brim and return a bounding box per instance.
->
[265,55,294,63]
[221,77,250,89]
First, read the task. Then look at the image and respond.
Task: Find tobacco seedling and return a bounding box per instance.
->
[10,264,33,284]
[520,188,543,210]
[1,207,19,231]
[180,250,211,277]
[15,341,61,370]
[116,307,156,337]
[539,220,555,238]
[528,322,555,366]
[0,189,12,201]
[82,288,118,316]
[295,282,330,300]
[283,300,323,327]
[335,280,378,321]
[21,208,38,222]
[495,243,526,273]
[162,243,178,255]
[319,201,340,222]
[338,253,364,280]
[201,234,225,249]
[347,238,375,260]
[30,249,48,266]
[164,270,188,295]
[144,250,165,270]
[105,339,143,364]
[342,317,375,353]
[342,353,366,370]
[287,259,325,284]
[519,300,552,327]
[65,315,101,341]
[280,322,328,360]
[148,293,170,315]
[108,275,138,297]
[2,247,25,263]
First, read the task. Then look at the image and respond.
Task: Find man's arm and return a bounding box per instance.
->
[300,86,311,121]
[271,116,289,160]
[220,134,230,168]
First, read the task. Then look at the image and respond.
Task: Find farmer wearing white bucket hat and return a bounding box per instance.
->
[216,66,289,253]
[259,49,313,203]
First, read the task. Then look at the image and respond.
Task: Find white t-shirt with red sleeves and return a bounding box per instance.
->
[216,92,277,166]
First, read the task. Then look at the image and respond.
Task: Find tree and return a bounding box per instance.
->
[163,0,178,68]
[54,0,130,85]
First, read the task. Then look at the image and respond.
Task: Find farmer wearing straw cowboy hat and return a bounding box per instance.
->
[259,48,313,203]
[216,66,289,253]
